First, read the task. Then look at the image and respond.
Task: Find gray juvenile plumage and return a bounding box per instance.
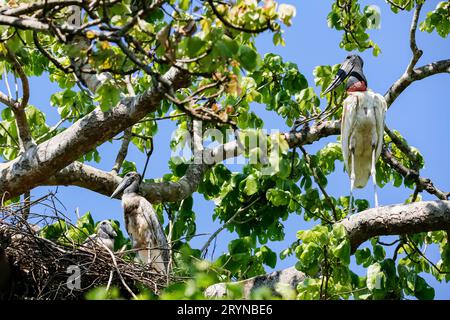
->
[111,172,169,274]
[83,220,117,251]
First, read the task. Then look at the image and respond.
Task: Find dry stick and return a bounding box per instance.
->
[105,270,114,293]
[164,204,174,286]
[22,191,31,222]
[299,146,338,221]
[201,196,261,258]
[101,243,138,299]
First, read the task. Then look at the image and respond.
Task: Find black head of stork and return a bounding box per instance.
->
[323,54,368,95]
[110,172,142,198]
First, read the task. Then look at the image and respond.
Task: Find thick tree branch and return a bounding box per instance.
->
[40,114,448,206]
[205,266,305,299]
[0,0,84,16]
[42,120,340,203]
[0,67,190,200]
[385,59,450,108]
[341,200,450,252]
[44,161,210,204]
[0,0,447,215]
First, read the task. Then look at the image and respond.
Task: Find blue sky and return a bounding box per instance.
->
[2,0,449,299]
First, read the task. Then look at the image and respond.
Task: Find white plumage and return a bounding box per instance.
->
[341,91,387,189]
[323,55,387,212]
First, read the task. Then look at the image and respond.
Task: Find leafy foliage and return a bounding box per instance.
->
[420,1,450,37]
[327,1,382,55]
[1,0,448,300]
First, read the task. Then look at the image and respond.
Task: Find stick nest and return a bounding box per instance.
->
[0,194,170,300]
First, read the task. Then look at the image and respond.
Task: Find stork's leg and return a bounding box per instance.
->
[349,150,355,215]
[371,146,379,208]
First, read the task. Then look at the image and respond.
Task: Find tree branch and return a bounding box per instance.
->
[0,67,191,200]
[42,120,341,203]
[406,2,423,74]
[385,59,450,108]
[4,46,34,151]
[111,128,132,175]
[299,145,338,221]
[384,125,421,170]
[205,266,305,299]
[341,200,450,252]
[381,147,449,200]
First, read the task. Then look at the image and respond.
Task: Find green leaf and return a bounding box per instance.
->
[373,244,386,261]
[186,37,206,57]
[414,276,435,300]
[179,0,190,11]
[355,248,372,266]
[237,46,259,71]
[259,245,277,268]
[332,240,351,265]
[332,224,347,240]
[243,175,259,196]
[85,286,121,300]
[95,83,121,111]
[266,188,290,206]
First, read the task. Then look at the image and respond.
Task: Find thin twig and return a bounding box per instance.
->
[406,2,423,74]
[201,196,261,257]
[299,146,338,221]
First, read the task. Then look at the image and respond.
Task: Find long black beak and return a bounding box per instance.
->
[323,58,355,95]
[110,178,129,199]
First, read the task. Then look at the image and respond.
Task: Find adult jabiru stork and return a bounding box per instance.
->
[111,172,169,273]
[323,55,387,213]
